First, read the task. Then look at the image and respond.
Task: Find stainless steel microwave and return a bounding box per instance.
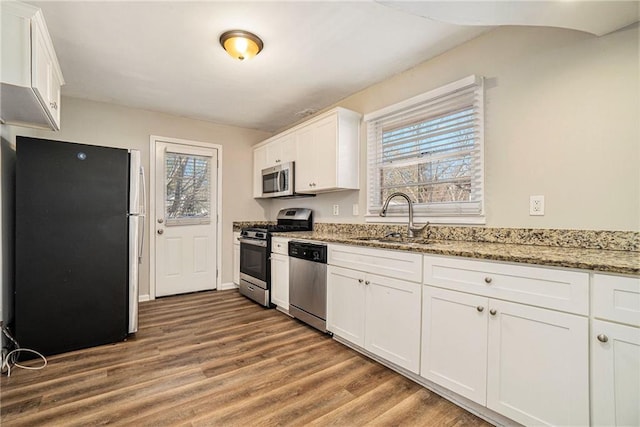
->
[261,162,294,198]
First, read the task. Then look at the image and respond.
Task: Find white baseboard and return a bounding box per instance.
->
[138,294,150,302]
[219,282,239,291]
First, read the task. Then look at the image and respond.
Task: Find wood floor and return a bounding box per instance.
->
[1,290,491,426]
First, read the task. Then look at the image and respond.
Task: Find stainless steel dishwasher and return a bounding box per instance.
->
[288,241,328,332]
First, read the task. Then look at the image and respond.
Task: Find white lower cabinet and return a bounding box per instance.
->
[270,253,289,310]
[591,274,640,427]
[422,285,589,426]
[327,265,365,346]
[591,319,640,427]
[327,265,421,373]
[486,299,589,427]
[421,286,488,404]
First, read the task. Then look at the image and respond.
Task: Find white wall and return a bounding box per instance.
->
[271,24,640,231]
[0,97,270,320]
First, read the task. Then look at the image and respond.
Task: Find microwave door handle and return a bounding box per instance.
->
[279,170,286,192]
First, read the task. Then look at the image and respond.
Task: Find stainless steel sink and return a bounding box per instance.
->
[350,236,431,245]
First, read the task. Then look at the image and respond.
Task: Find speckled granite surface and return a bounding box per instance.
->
[233,222,640,276]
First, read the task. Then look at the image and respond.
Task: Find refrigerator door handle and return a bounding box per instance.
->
[138,166,146,264]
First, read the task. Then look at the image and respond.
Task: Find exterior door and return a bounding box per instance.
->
[155,141,218,297]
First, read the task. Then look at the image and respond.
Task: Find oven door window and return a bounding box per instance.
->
[262,171,280,195]
[240,242,267,283]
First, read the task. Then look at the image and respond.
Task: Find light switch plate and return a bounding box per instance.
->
[352,204,359,216]
[333,204,339,216]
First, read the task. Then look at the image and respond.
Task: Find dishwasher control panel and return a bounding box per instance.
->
[288,241,327,263]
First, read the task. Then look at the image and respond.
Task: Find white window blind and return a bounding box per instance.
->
[365,75,484,221]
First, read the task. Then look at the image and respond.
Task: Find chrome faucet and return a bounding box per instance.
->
[379,192,428,238]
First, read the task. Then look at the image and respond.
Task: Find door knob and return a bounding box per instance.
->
[157,218,164,224]
[157,229,164,235]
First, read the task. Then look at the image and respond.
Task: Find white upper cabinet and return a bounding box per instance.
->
[1,2,64,130]
[295,108,360,193]
[266,133,296,167]
[252,107,361,198]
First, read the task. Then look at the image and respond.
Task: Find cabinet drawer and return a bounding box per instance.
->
[271,237,290,255]
[424,255,589,315]
[593,274,640,327]
[329,244,422,283]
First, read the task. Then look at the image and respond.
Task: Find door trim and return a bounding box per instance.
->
[149,135,223,300]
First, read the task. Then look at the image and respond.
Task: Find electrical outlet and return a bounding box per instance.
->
[352,204,359,216]
[530,195,545,216]
[333,204,339,216]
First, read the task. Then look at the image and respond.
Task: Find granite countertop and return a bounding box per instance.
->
[271,231,640,276]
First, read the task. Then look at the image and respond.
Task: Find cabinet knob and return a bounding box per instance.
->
[489,309,497,316]
[484,277,493,284]
[365,280,370,285]
[597,334,609,343]
[358,279,363,283]
[476,306,484,312]
[50,101,58,110]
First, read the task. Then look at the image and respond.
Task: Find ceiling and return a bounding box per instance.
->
[30,1,639,133]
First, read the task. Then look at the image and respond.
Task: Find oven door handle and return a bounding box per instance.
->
[239,238,267,248]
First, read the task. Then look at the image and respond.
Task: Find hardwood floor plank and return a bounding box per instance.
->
[1,290,492,426]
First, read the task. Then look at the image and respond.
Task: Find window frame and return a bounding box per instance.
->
[365,75,485,225]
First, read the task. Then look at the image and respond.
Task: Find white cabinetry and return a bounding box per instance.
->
[327,245,422,373]
[232,232,240,285]
[252,146,267,198]
[591,274,640,427]
[252,107,361,198]
[266,134,296,166]
[270,237,290,310]
[422,255,590,426]
[295,108,360,193]
[1,2,64,130]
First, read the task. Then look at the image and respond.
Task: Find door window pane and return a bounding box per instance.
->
[165,153,211,225]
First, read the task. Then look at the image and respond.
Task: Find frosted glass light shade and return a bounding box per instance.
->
[219,30,263,61]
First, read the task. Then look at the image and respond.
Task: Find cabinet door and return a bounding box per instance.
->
[253,146,267,198]
[295,125,316,193]
[31,17,60,129]
[364,272,421,373]
[327,265,365,347]
[266,133,296,166]
[421,286,488,404]
[591,319,640,427]
[487,299,589,426]
[270,253,289,310]
[310,116,337,191]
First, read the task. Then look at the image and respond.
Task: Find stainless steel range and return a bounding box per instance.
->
[238,208,312,306]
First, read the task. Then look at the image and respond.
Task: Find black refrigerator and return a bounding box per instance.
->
[14,136,144,356]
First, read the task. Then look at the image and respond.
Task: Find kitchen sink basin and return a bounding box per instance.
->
[350,236,431,245]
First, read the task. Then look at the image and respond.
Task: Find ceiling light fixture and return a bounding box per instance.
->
[219,30,263,61]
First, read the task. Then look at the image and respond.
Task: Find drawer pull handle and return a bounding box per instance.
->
[484,277,493,284]
[358,279,363,283]
[476,306,484,312]
[365,280,370,285]
[489,309,497,316]
[597,334,609,343]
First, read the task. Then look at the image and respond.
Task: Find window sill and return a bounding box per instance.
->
[364,214,486,225]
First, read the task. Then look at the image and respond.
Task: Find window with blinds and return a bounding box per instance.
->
[165,152,211,225]
[365,75,484,222]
